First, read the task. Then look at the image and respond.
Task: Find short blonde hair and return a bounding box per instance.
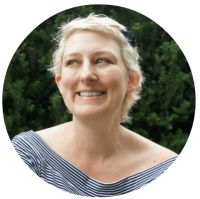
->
[50,14,144,122]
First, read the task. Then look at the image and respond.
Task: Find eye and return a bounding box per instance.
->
[66,59,78,66]
[95,57,112,65]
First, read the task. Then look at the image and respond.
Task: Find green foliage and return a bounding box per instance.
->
[3,5,195,154]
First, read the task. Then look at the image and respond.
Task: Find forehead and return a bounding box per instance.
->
[63,30,122,56]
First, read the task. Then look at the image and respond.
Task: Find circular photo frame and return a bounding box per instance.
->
[1,2,197,199]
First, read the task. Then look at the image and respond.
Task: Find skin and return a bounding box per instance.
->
[37,30,177,183]
[57,30,130,122]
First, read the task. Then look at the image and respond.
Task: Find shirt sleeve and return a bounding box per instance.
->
[12,132,41,175]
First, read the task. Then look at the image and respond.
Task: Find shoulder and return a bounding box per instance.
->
[12,131,42,173]
[138,132,177,161]
[36,122,72,152]
[12,130,34,148]
[144,140,177,165]
[122,127,177,169]
[36,122,69,137]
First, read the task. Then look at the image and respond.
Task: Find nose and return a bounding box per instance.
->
[79,61,98,83]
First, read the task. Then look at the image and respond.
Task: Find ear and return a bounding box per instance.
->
[55,75,62,93]
[127,71,141,92]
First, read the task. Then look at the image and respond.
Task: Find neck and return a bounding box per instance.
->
[67,115,125,161]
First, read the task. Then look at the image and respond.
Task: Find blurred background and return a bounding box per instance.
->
[3,5,195,154]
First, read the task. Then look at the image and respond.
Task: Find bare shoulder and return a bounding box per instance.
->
[36,123,62,138]
[36,122,72,149]
[123,127,177,167]
[145,138,177,162]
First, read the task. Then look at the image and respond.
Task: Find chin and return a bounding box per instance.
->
[72,106,108,120]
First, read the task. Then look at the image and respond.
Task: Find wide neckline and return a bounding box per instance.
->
[27,130,177,186]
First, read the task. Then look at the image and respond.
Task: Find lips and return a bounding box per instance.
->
[77,91,106,97]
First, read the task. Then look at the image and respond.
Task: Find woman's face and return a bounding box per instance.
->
[56,30,130,121]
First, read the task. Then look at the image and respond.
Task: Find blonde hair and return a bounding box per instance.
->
[50,14,144,122]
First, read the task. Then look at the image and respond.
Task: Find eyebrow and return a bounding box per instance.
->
[93,51,117,57]
[63,52,80,59]
[64,51,118,61]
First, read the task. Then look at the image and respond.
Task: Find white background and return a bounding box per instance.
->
[0,0,199,198]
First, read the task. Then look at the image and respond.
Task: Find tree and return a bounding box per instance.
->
[3,5,195,153]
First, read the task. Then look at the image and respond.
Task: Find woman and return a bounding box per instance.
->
[12,14,177,197]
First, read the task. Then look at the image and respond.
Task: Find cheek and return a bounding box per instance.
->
[58,75,76,110]
[103,68,128,91]
[59,74,76,95]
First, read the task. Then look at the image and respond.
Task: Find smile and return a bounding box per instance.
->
[78,91,106,97]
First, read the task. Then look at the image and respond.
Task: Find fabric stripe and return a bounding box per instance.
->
[12,130,177,197]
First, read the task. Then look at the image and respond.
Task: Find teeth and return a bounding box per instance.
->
[79,91,105,97]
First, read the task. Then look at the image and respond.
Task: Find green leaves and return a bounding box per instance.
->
[3,5,195,154]
[127,27,195,153]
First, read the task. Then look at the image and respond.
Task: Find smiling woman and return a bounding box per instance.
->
[56,30,131,122]
[11,13,178,197]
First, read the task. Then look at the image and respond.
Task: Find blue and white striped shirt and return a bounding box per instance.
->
[12,130,177,197]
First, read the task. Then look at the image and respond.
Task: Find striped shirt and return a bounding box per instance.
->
[12,130,177,197]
